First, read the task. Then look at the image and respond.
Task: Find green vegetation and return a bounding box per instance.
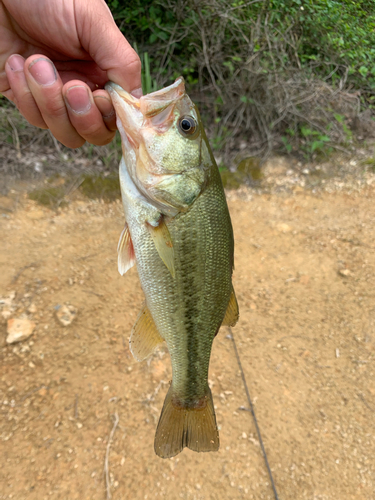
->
[1,1,374,173]
[79,174,121,201]
[107,0,374,158]
[28,174,121,209]
[28,186,68,209]
[108,0,375,90]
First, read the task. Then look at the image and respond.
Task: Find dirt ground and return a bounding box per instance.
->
[1,172,375,500]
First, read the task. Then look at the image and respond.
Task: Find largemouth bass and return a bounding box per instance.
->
[106,77,239,459]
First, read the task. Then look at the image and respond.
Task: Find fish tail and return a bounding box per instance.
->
[154,384,219,459]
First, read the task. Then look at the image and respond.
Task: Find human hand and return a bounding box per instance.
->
[0,0,142,147]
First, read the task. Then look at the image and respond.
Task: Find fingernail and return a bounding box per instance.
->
[65,85,91,114]
[8,54,24,72]
[28,57,57,86]
[131,87,143,98]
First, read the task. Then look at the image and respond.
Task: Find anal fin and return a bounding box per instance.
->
[146,216,175,278]
[154,385,219,459]
[221,286,239,327]
[130,302,164,361]
[117,223,136,275]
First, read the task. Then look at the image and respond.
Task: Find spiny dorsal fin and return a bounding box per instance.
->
[222,287,239,327]
[130,302,164,361]
[117,223,136,275]
[146,217,175,278]
[154,384,219,459]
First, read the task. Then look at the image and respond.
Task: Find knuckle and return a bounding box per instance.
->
[92,132,115,146]
[126,55,142,76]
[76,119,115,145]
[61,136,86,149]
[80,121,103,137]
[17,101,48,129]
[29,117,49,129]
[43,99,67,118]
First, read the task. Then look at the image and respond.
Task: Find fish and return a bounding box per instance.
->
[105,77,239,459]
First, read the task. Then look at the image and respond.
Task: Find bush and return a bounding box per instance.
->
[106,0,373,159]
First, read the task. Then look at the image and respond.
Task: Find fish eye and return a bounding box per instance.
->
[178,116,197,136]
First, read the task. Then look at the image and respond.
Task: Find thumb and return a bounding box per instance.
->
[76,0,142,96]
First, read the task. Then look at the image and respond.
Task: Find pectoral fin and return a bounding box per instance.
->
[222,287,239,327]
[117,223,136,275]
[130,302,164,361]
[146,217,175,278]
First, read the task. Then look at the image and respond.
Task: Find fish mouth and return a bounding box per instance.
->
[105,77,186,149]
[105,82,143,151]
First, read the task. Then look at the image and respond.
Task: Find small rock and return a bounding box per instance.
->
[0,291,16,307]
[28,303,37,314]
[339,269,352,277]
[277,223,292,233]
[34,161,43,173]
[1,292,15,319]
[55,304,78,326]
[1,309,12,320]
[299,275,310,285]
[6,318,36,344]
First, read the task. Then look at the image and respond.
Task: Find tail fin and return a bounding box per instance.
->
[154,384,219,459]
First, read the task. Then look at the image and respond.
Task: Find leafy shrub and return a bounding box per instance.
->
[107,0,373,158]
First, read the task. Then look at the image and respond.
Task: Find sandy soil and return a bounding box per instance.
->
[1,182,375,500]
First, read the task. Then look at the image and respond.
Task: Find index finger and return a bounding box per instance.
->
[75,0,142,97]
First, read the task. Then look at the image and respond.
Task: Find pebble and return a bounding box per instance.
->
[1,308,12,320]
[27,303,37,313]
[277,223,292,233]
[0,291,16,306]
[1,291,16,320]
[55,304,78,326]
[339,269,352,277]
[6,318,36,344]
[34,161,43,173]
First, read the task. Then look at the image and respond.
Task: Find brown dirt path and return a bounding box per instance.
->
[1,186,375,500]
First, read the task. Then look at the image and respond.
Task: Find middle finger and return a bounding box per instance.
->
[63,83,116,145]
